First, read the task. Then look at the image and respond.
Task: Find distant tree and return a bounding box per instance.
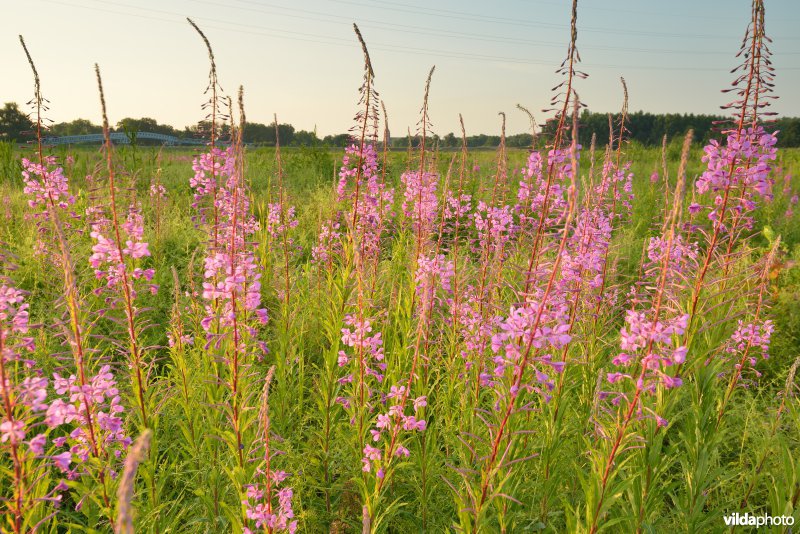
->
[0,103,33,142]
[322,133,350,147]
[116,117,179,138]
[49,119,102,137]
[774,117,800,148]
[241,121,295,145]
[243,122,272,144]
[292,129,320,146]
[274,122,295,145]
[542,110,737,147]
[507,133,534,148]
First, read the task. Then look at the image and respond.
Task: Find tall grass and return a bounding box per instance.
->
[2,1,800,532]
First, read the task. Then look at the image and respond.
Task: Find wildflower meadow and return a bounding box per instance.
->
[2,0,800,532]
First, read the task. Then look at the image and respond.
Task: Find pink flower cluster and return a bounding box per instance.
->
[610,311,689,392]
[337,143,378,202]
[337,315,386,388]
[606,230,697,403]
[443,192,472,222]
[201,252,268,332]
[362,384,427,476]
[489,301,571,396]
[517,151,545,206]
[559,208,612,294]
[0,285,33,350]
[0,283,74,511]
[242,471,297,533]
[266,203,299,239]
[89,206,153,289]
[646,235,698,286]
[1,284,42,451]
[401,170,438,238]
[190,147,235,207]
[311,221,341,266]
[217,176,260,248]
[695,127,778,227]
[47,365,130,477]
[473,201,515,255]
[195,146,268,339]
[414,253,454,313]
[614,163,635,218]
[451,286,498,370]
[516,149,569,226]
[338,143,395,260]
[149,183,167,199]
[166,332,194,348]
[722,318,774,378]
[21,156,75,210]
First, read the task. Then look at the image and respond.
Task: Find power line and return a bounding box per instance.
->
[33,0,552,65]
[371,0,800,25]
[324,0,800,41]
[210,0,800,57]
[28,0,800,72]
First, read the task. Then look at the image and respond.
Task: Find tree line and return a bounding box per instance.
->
[0,103,324,146]
[3,102,800,148]
[540,110,800,148]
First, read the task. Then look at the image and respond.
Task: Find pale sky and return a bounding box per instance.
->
[2,0,799,136]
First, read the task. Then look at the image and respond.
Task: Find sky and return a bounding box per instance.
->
[1,0,799,137]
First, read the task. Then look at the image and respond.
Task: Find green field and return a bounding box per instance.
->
[2,137,800,532]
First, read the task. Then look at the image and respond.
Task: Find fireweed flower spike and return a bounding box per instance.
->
[0,279,59,533]
[94,64,154,430]
[589,131,694,534]
[199,89,269,482]
[360,71,445,522]
[333,24,386,463]
[242,368,297,533]
[714,240,779,429]
[686,0,778,328]
[18,38,122,529]
[21,158,75,212]
[452,93,583,532]
[188,17,228,249]
[332,32,394,270]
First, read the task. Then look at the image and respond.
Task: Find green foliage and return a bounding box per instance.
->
[541,110,800,148]
[0,102,33,143]
[2,144,800,533]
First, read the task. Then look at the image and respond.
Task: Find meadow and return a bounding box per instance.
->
[2,0,800,532]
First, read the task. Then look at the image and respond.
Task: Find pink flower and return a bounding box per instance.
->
[46,399,78,427]
[0,420,25,444]
[123,240,150,259]
[52,451,72,472]
[27,433,47,455]
[363,444,382,461]
[149,183,167,199]
[607,372,626,384]
[401,170,438,238]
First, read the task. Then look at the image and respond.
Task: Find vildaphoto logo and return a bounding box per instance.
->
[723,512,795,527]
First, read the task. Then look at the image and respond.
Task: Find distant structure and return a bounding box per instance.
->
[41,132,209,146]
